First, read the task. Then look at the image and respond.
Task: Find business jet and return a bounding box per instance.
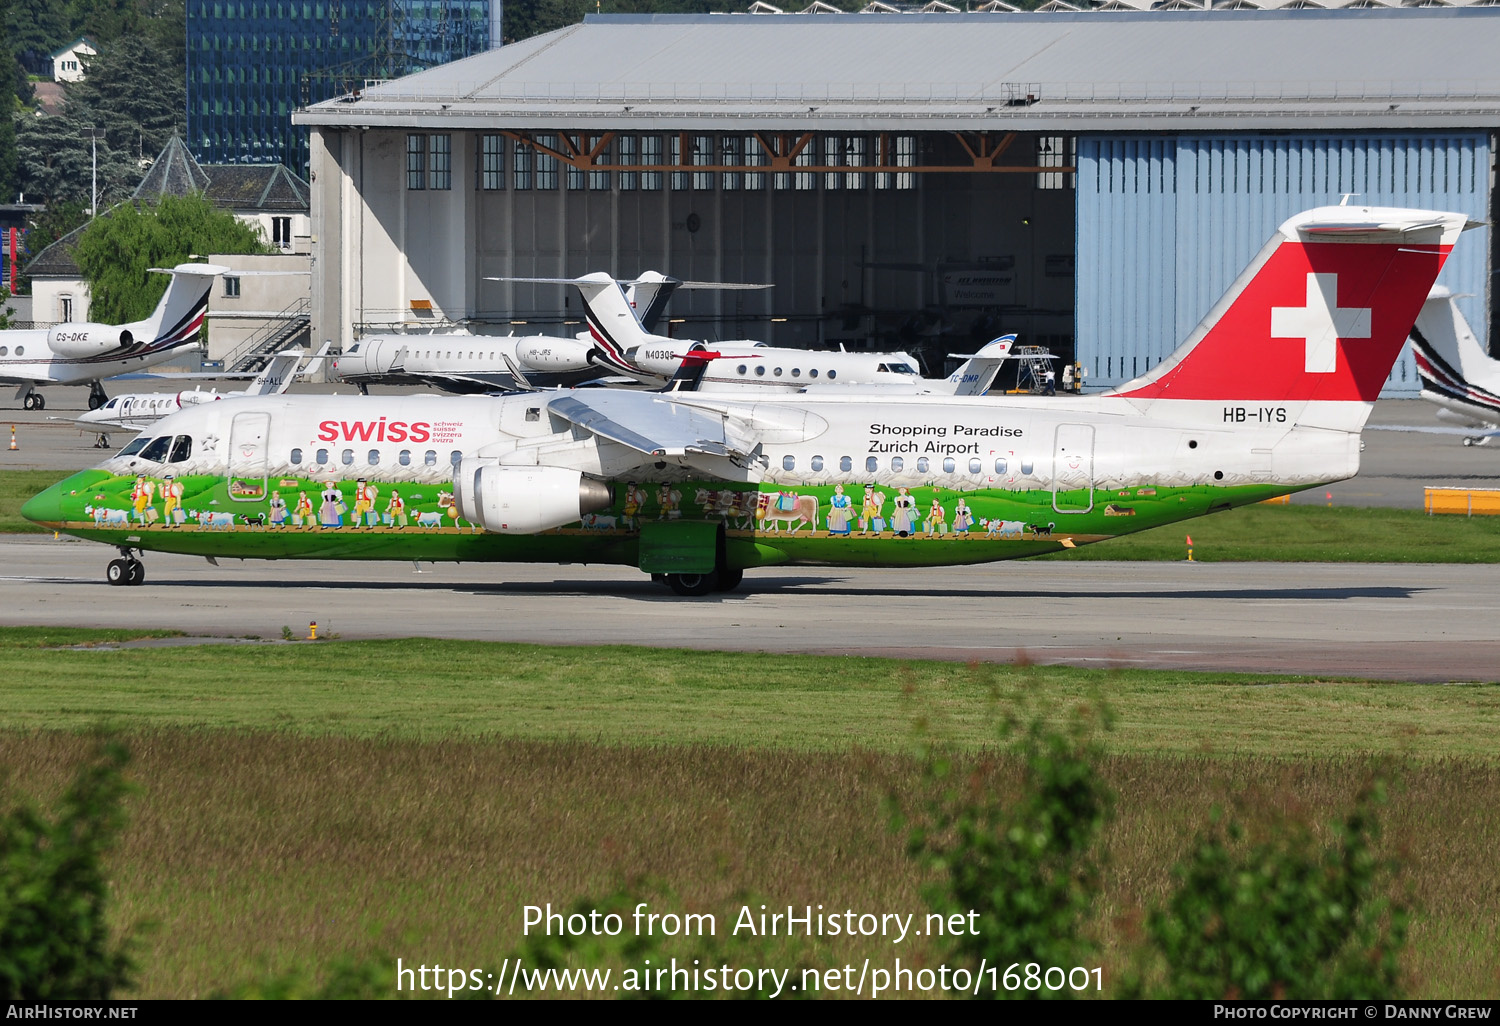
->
[23,205,1472,596]
[1,263,227,411]
[71,340,333,442]
[553,271,1013,395]
[1403,286,1500,446]
[332,272,766,394]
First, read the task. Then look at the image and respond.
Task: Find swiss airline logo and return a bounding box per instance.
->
[1119,239,1452,404]
[317,419,431,443]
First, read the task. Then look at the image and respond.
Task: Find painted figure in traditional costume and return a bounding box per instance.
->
[385,490,407,528]
[892,487,916,537]
[294,491,314,527]
[319,482,345,528]
[826,483,852,536]
[953,497,974,535]
[268,490,289,527]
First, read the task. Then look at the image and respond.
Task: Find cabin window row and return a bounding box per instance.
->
[291,447,464,468]
[780,455,1030,476]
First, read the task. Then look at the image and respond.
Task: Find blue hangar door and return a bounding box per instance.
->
[1076,134,1492,396]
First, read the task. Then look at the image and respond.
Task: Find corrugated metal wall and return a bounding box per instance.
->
[1077,134,1492,395]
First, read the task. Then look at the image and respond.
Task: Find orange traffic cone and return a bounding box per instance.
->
[8,425,16,451]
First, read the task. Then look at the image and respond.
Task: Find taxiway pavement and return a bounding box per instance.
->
[2,536,1496,683]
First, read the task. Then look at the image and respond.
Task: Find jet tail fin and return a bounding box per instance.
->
[939,334,1016,396]
[1411,287,1500,426]
[245,349,303,395]
[1109,206,1475,430]
[133,263,229,352]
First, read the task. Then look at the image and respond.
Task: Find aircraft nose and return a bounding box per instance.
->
[21,481,65,526]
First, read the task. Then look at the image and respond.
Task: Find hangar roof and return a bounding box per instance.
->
[295,9,1500,133]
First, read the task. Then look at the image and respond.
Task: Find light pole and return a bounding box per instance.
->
[88,126,101,219]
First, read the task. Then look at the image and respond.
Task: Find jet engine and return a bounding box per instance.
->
[625,340,703,376]
[515,336,593,373]
[47,325,135,359]
[453,463,613,534]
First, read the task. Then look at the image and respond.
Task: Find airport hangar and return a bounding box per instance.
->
[294,6,1499,395]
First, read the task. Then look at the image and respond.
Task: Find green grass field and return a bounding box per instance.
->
[4,630,1500,998]
[0,470,61,533]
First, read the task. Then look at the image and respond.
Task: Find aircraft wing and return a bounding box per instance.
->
[547,391,767,477]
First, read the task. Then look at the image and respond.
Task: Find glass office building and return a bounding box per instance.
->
[187,1,495,173]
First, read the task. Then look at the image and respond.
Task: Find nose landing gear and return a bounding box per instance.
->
[106,548,145,586]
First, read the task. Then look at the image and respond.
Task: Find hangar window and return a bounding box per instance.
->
[480,134,504,190]
[639,136,662,191]
[426,134,447,190]
[721,136,741,191]
[535,135,561,189]
[866,456,878,473]
[513,139,532,190]
[669,136,688,191]
[316,448,329,464]
[844,136,866,190]
[617,135,637,191]
[916,457,928,473]
[342,449,354,465]
[1037,136,1075,191]
[291,448,302,465]
[744,135,767,191]
[783,455,795,471]
[811,456,823,471]
[943,457,955,473]
[406,134,425,190]
[692,135,714,191]
[891,456,904,473]
[875,135,916,191]
[795,142,816,190]
[840,456,852,472]
[589,137,611,190]
[823,136,842,191]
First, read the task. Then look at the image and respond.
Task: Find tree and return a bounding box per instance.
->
[72,193,271,322]
[0,738,138,999]
[71,32,184,164]
[894,704,1114,999]
[1138,782,1407,1000]
[5,0,71,71]
[13,103,139,207]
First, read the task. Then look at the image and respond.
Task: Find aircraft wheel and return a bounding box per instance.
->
[715,568,744,592]
[22,394,37,411]
[1464,437,1477,447]
[666,571,719,597]
[33,394,44,411]
[126,561,145,586]
[106,559,129,586]
[87,391,105,410]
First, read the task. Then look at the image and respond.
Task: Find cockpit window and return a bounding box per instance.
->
[138,436,172,462]
[117,437,150,458]
[168,435,192,463]
[104,398,120,409]
[347,343,360,354]
[879,363,918,375]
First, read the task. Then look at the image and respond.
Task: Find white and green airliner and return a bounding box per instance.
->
[23,205,1473,594]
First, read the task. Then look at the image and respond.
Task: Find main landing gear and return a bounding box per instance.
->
[87,381,108,410]
[1462,436,1492,447]
[22,392,45,411]
[661,567,744,597]
[106,548,145,587]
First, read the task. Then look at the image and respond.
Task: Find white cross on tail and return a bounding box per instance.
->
[1270,273,1372,374]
